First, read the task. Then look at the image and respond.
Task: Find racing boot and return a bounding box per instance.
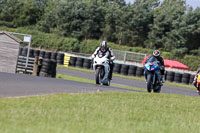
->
[158,76,163,86]
[109,72,113,80]
[161,75,165,83]
[158,79,163,86]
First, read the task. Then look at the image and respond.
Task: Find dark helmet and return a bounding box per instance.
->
[153,50,160,57]
[100,41,108,52]
[197,68,200,72]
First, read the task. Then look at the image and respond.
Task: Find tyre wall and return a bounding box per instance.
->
[19,48,64,65]
[18,49,194,85]
[65,55,193,85]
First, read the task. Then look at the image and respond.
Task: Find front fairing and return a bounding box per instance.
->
[144,61,159,72]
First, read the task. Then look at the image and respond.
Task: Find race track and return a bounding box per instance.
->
[0,68,198,98]
[0,71,141,98]
[57,68,198,97]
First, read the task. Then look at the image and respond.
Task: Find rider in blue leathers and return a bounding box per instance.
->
[145,50,165,85]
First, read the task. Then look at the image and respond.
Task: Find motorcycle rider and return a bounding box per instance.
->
[91,41,115,80]
[192,68,200,93]
[145,50,165,85]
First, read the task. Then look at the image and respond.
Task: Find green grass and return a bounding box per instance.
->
[56,73,145,92]
[58,65,195,90]
[1,93,200,133]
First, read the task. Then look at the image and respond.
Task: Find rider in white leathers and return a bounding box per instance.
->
[91,41,115,80]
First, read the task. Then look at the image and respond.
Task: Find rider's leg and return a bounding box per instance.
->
[144,69,148,83]
[109,62,114,80]
[161,69,165,83]
[155,70,163,86]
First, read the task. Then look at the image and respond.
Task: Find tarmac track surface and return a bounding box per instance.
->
[0,68,198,98]
[57,68,199,97]
[0,72,142,98]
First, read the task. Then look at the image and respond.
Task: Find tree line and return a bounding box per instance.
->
[0,0,200,58]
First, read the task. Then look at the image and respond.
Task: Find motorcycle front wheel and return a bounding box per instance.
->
[147,74,153,92]
[103,79,110,86]
[95,69,101,84]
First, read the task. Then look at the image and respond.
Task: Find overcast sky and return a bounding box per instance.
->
[125,0,200,9]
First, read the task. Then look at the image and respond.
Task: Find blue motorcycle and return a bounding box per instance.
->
[144,57,162,93]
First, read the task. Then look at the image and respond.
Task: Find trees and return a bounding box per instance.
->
[146,0,187,52]
[0,0,199,66]
[184,7,200,55]
[0,0,44,27]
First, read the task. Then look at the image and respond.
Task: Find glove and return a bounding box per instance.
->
[160,65,165,70]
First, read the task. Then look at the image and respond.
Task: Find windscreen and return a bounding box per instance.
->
[148,56,157,62]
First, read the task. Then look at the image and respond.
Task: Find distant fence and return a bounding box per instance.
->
[113,50,147,64]
[66,49,147,64]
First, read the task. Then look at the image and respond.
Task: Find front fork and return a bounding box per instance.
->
[145,70,155,84]
[145,70,162,85]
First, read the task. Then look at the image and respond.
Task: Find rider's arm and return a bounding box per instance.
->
[160,56,165,66]
[109,48,115,61]
[91,47,100,59]
[145,55,152,64]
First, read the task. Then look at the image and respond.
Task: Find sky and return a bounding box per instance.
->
[125,0,200,9]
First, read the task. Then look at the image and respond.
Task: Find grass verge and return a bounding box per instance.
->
[1,93,200,133]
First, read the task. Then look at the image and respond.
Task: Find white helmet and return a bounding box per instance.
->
[153,50,160,57]
[100,41,108,52]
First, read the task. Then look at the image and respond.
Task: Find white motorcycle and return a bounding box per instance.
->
[93,53,111,86]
